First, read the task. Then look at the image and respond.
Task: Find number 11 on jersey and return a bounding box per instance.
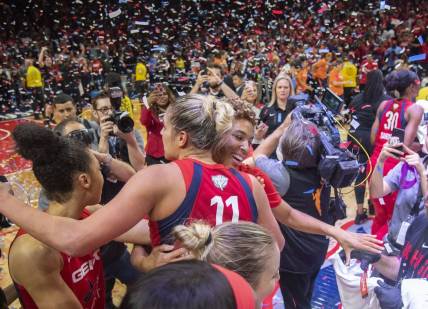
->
[210,195,239,225]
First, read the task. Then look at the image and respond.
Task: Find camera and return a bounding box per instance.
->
[108,86,123,110]
[106,111,134,133]
[67,129,94,146]
[290,88,359,188]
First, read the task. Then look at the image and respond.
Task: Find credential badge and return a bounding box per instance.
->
[212,175,229,191]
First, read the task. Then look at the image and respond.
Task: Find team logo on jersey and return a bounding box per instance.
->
[212,175,229,191]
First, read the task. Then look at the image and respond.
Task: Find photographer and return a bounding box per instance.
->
[250,118,332,309]
[91,92,145,171]
[190,64,238,100]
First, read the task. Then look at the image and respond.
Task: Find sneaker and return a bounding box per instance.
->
[355,209,368,225]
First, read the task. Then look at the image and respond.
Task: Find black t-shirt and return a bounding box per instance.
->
[280,166,330,274]
[398,214,428,280]
[259,103,288,137]
[349,93,390,129]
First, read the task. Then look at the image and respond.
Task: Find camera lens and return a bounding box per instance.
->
[117,113,134,133]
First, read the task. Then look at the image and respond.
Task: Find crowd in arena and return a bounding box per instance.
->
[0,0,428,308]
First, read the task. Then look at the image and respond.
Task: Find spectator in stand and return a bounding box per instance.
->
[341,54,358,107]
[295,56,312,95]
[312,52,332,88]
[328,58,345,97]
[232,71,245,96]
[175,55,186,73]
[240,80,263,118]
[359,54,379,91]
[348,70,391,224]
[141,83,175,165]
[370,69,423,239]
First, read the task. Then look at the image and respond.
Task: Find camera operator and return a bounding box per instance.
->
[250,118,332,309]
[90,92,145,171]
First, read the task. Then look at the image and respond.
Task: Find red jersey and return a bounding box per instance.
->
[149,159,258,246]
[359,60,378,85]
[372,98,413,160]
[140,107,164,158]
[10,210,105,309]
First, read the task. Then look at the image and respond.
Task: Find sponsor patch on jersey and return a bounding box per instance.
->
[212,175,228,191]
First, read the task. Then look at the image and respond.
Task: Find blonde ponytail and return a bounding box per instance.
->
[172,221,276,289]
[167,94,234,150]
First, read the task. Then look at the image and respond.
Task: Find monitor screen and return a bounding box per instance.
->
[322,88,344,114]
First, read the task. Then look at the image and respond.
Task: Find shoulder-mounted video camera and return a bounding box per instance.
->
[290,89,359,188]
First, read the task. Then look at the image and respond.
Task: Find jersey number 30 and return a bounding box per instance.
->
[384,111,399,131]
[210,196,239,225]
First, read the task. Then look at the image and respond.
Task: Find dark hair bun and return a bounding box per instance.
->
[12,123,64,165]
[385,70,418,94]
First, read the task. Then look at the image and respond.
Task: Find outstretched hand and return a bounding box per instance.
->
[335,229,383,265]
